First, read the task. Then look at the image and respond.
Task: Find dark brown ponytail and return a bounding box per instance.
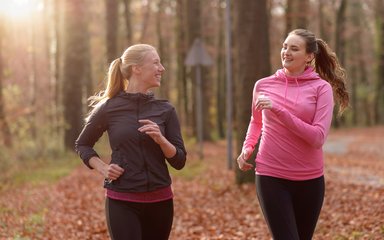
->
[289,29,349,115]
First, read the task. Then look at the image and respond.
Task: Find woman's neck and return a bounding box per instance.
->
[284,67,306,76]
[125,79,148,94]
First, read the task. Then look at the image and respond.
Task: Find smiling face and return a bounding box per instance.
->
[281,34,314,76]
[136,50,165,90]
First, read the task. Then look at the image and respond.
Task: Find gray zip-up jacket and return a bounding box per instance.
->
[75,92,187,193]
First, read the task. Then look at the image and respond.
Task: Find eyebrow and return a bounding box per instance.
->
[283,42,300,48]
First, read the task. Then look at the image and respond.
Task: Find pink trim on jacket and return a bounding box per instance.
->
[242,67,334,180]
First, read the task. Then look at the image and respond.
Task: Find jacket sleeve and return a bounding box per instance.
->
[164,107,187,170]
[242,84,263,154]
[74,102,108,169]
[271,83,334,149]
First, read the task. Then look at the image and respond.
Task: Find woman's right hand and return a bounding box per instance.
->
[103,164,124,181]
[236,150,253,171]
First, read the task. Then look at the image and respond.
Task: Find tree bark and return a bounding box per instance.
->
[186,0,201,138]
[62,0,90,150]
[285,0,309,35]
[123,0,133,45]
[374,0,384,124]
[235,0,271,184]
[175,0,189,129]
[333,0,347,127]
[105,0,119,64]
[156,0,170,99]
[0,17,12,147]
[216,2,225,139]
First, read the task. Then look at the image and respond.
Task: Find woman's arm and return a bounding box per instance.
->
[271,84,334,148]
[75,103,108,169]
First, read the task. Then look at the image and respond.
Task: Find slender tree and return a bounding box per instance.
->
[105,0,119,64]
[156,0,170,99]
[333,0,347,127]
[216,1,226,139]
[123,0,133,45]
[347,0,371,125]
[175,0,188,126]
[0,17,12,147]
[374,0,384,124]
[235,0,271,184]
[53,0,62,136]
[62,0,90,150]
[140,1,151,42]
[186,0,202,138]
[285,0,309,35]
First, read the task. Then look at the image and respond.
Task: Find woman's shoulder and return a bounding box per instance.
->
[254,74,276,88]
[152,99,175,110]
[310,77,332,92]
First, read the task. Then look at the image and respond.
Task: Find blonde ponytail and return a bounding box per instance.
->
[87,44,156,111]
[88,58,127,107]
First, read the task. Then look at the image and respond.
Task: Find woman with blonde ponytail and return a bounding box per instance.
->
[237,29,349,239]
[75,44,187,240]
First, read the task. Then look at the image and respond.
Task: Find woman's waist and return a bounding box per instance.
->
[106,185,173,203]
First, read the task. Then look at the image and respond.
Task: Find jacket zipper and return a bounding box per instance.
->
[137,98,150,191]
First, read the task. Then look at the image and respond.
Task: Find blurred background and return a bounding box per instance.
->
[1,1,384,239]
[0,0,383,181]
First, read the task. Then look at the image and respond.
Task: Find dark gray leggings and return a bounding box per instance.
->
[256,175,325,240]
[105,197,174,240]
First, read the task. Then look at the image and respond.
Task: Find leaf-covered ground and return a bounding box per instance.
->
[1,127,383,239]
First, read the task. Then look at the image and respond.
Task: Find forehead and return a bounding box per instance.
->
[283,34,306,48]
[143,50,159,61]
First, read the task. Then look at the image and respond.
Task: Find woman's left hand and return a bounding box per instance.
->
[255,95,273,111]
[138,119,165,144]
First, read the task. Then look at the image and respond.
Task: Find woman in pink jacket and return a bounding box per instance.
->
[237,29,349,240]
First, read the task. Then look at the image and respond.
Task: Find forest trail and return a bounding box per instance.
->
[1,127,383,239]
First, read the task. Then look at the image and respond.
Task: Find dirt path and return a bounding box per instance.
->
[0,127,383,239]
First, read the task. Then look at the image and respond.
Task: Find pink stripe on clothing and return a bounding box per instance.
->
[243,67,334,180]
[106,186,173,203]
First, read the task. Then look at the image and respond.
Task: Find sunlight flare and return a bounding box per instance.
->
[0,0,43,19]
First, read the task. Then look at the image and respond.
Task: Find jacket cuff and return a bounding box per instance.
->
[83,153,100,169]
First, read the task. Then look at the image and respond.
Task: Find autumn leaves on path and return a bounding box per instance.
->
[0,127,383,239]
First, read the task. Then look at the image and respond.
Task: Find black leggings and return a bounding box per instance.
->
[105,197,174,240]
[256,175,325,240]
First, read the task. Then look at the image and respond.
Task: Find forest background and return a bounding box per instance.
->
[0,0,384,183]
[0,0,384,239]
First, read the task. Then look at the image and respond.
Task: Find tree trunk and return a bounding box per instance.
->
[318,0,332,43]
[53,0,63,136]
[139,2,151,42]
[156,0,170,100]
[28,13,38,139]
[333,0,347,127]
[175,0,189,127]
[235,0,271,184]
[105,0,119,64]
[374,0,384,124]
[123,0,133,45]
[285,0,309,35]
[186,0,201,139]
[0,18,12,147]
[62,0,90,150]
[216,2,225,139]
[348,0,371,126]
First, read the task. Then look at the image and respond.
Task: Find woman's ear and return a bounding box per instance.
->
[306,53,315,64]
[132,64,141,74]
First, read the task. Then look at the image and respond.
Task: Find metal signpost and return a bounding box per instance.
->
[185,38,213,159]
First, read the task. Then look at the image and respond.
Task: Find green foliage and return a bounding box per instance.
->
[169,158,206,181]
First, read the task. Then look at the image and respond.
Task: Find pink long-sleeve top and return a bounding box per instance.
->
[242,67,334,180]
